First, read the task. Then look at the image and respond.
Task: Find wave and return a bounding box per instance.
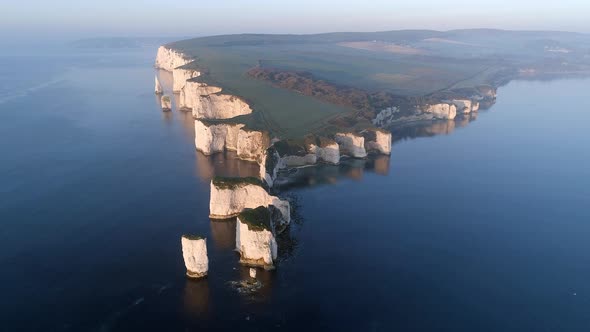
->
[0,77,65,105]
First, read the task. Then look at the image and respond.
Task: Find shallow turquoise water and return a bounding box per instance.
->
[1,45,589,331]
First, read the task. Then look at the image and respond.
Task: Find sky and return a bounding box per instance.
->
[2,0,589,42]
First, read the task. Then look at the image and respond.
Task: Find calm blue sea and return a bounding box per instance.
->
[1,45,589,331]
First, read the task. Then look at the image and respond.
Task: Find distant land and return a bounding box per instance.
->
[148,29,590,138]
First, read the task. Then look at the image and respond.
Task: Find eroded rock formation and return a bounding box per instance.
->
[209,177,290,226]
[181,235,209,278]
[421,103,457,120]
[155,46,192,71]
[362,128,392,155]
[236,129,270,163]
[179,85,252,119]
[236,206,278,269]
[194,120,244,155]
[161,95,172,111]
[335,132,367,158]
[173,68,200,92]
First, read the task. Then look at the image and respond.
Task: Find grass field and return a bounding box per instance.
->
[168,30,590,137]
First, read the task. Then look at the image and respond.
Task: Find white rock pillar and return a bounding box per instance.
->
[235,206,278,269]
[161,95,172,111]
[155,76,163,94]
[181,235,209,278]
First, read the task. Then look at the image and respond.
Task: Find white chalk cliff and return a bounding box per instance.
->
[209,178,290,227]
[181,235,208,278]
[363,129,392,155]
[173,68,200,92]
[178,82,252,119]
[235,207,278,269]
[421,103,457,120]
[451,99,480,114]
[196,94,253,120]
[335,132,368,158]
[194,120,244,155]
[310,137,341,165]
[194,121,270,165]
[155,46,192,72]
[236,129,270,163]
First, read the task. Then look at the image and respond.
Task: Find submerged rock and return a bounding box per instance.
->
[335,132,367,158]
[154,75,163,94]
[181,235,209,279]
[161,95,172,111]
[209,176,290,227]
[236,206,277,269]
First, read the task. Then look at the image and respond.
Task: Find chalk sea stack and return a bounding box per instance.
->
[161,95,172,111]
[154,76,163,95]
[235,206,278,269]
[181,235,209,279]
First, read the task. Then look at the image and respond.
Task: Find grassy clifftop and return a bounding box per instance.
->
[167,30,590,137]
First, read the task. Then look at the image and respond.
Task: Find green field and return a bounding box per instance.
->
[169,30,590,137]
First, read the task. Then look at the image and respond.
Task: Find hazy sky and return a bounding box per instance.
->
[3,0,589,41]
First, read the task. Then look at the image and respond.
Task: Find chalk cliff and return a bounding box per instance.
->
[421,103,457,120]
[181,235,208,278]
[259,147,281,188]
[236,206,278,269]
[179,86,253,119]
[335,132,368,158]
[363,129,392,155]
[173,68,200,92]
[236,129,270,163]
[194,120,244,155]
[209,177,290,226]
[452,99,474,114]
[310,137,341,164]
[155,46,192,71]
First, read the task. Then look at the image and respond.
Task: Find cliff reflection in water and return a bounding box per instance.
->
[390,113,478,144]
[271,155,391,190]
[183,279,210,317]
[209,218,236,250]
[194,151,260,183]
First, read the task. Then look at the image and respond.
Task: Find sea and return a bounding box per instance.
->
[1,44,589,331]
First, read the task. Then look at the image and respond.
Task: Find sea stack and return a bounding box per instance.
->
[236,206,278,269]
[181,235,209,279]
[155,76,163,95]
[161,95,172,111]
